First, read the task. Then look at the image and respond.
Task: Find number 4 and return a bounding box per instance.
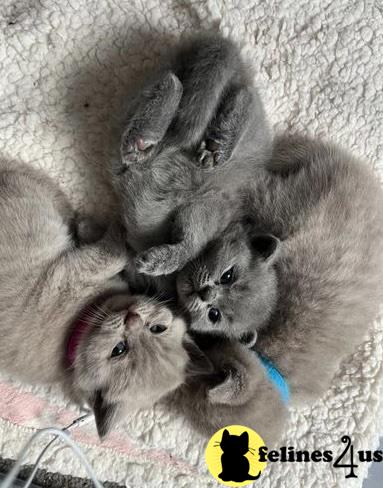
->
[333,436,358,478]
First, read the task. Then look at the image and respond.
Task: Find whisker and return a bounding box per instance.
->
[94,305,109,318]
[83,309,104,320]
[84,307,107,321]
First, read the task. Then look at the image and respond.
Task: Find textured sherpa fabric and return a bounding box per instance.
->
[0,1,382,487]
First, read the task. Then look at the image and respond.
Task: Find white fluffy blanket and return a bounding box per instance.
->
[1,0,382,486]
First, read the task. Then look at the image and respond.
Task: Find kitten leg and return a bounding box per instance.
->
[53,222,129,286]
[169,35,247,148]
[136,197,235,276]
[27,222,129,311]
[120,72,182,165]
[197,85,252,168]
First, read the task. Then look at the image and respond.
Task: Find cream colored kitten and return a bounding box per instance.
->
[0,161,190,437]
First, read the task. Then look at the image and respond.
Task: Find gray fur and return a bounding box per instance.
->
[177,135,383,404]
[0,162,190,437]
[170,339,287,447]
[110,34,283,443]
[177,226,280,341]
[111,34,271,283]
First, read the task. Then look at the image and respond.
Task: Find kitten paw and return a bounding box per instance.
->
[136,245,180,276]
[120,133,156,165]
[120,72,182,167]
[196,139,223,168]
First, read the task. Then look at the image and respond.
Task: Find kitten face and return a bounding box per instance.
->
[72,294,188,437]
[177,225,279,340]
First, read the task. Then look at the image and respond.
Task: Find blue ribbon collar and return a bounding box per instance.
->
[256,351,290,405]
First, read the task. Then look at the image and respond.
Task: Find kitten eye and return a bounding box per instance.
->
[111,341,128,358]
[208,307,221,323]
[220,267,235,285]
[149,324,167,334]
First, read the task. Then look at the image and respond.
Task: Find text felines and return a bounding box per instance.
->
[258,446,383,463]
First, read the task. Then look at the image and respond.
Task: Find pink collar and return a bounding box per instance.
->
[66,317,91,368]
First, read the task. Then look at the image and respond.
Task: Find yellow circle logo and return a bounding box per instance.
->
[205,425,267,486]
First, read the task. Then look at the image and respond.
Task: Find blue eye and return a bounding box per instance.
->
[111,341,128,358]
[220,267,235,285]
[208,307,221,323]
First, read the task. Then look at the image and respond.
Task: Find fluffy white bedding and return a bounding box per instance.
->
[1,0,382,486]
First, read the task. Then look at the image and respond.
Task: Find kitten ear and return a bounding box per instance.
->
[250,234,280,264]
[208,364,249,406]
[183,336,214,376]
[239,330,257,348]
[92,390,123,439]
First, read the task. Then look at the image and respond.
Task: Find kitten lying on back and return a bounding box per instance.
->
[0,161,190,437]
[111,34,271,284]
[177,136,383,403]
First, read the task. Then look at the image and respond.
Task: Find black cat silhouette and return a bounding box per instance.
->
[218,429,261,482]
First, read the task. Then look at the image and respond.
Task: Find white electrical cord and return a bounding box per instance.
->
[0,413,104,488]
[23,413,94,488]
[23,436,57,488]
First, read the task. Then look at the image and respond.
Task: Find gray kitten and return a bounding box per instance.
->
[177,135,383,403]
[110,35,287,443]
[111,34,271,282]
[171,337,288,446]
[0,161,190,437]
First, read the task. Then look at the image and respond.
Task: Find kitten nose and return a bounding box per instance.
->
[198,286,215,302]
[124,311,139,327]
